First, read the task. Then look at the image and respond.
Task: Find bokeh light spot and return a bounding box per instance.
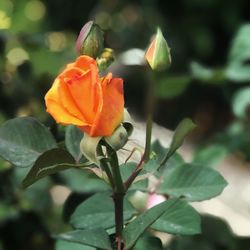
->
[7,48,29,66]
[25,0,46,21]
[122,5,139,24]
[46,32,67,52]
[0,10,11,29]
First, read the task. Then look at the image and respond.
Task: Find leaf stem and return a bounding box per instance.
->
[124,154,145,190]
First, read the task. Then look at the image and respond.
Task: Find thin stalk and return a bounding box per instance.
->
[125,73,157,191]
[106,145,125,250]
[113,193,124,250]
[124,154,145,190]
[144,72,156,162]
[144,112,153,162]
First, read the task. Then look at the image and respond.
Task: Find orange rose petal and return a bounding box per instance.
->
[74,55,97,72]
[78,124,92,135]
[89,77,124,136]
[59,80,88,123]
[59,67,85,83]
[145,38,156,65]
[100,72,112,87]
[66,70,100,123]
[44,78,61,103]
[45,80,87,126]
[46,99,86,126]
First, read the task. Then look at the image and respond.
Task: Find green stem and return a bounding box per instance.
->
[113,193,124,250]
[97,145,115,189]
[144,72,156,162]
[106,145,125,249]
[125,73,157,191]
[144,112,153,162]
[106,145,125,194]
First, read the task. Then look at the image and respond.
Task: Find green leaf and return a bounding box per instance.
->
[191,61,214,82]
[70,192,136,230]
[190,62,224,85]
[167,216,237,250]
[0,117,57,167]
[151,199,201,235]
[134,236,163,250]
[156,76,190,99]
[85,167,110,184]
[60,169,110,193]
[56,228,112,250]
[157,163,227,201]
[226,24,250,82]
[56,240,94,250]
[160,119,196,166]
[22,148,76,188]
[123,199,180,249]
[232,87,250,119]
[148,140,184,172]
[193,145,228,168]
[65,125,84,162]
[16,170,52,211]
[151,140,167,162]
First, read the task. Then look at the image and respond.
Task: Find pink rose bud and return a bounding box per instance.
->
[145,28,171,71]
[147,193,166,209]
[76,21,104,58]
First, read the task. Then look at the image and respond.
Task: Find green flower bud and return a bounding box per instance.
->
[104,124,131,151]
[76,21,104,58]
[145,28,171,71]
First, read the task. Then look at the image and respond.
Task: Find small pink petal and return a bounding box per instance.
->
[147,193,166,209]
[76,21,93,53]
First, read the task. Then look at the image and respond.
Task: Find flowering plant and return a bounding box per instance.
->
[0,21,227,250]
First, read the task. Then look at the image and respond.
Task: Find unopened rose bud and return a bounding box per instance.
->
[76,21,104,58]
[104,124,130,151]
[145,28,171,71]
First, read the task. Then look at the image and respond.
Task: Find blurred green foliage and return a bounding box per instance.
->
[168,215,250,250]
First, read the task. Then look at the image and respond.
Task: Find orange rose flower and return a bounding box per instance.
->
[45,55,124,137]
